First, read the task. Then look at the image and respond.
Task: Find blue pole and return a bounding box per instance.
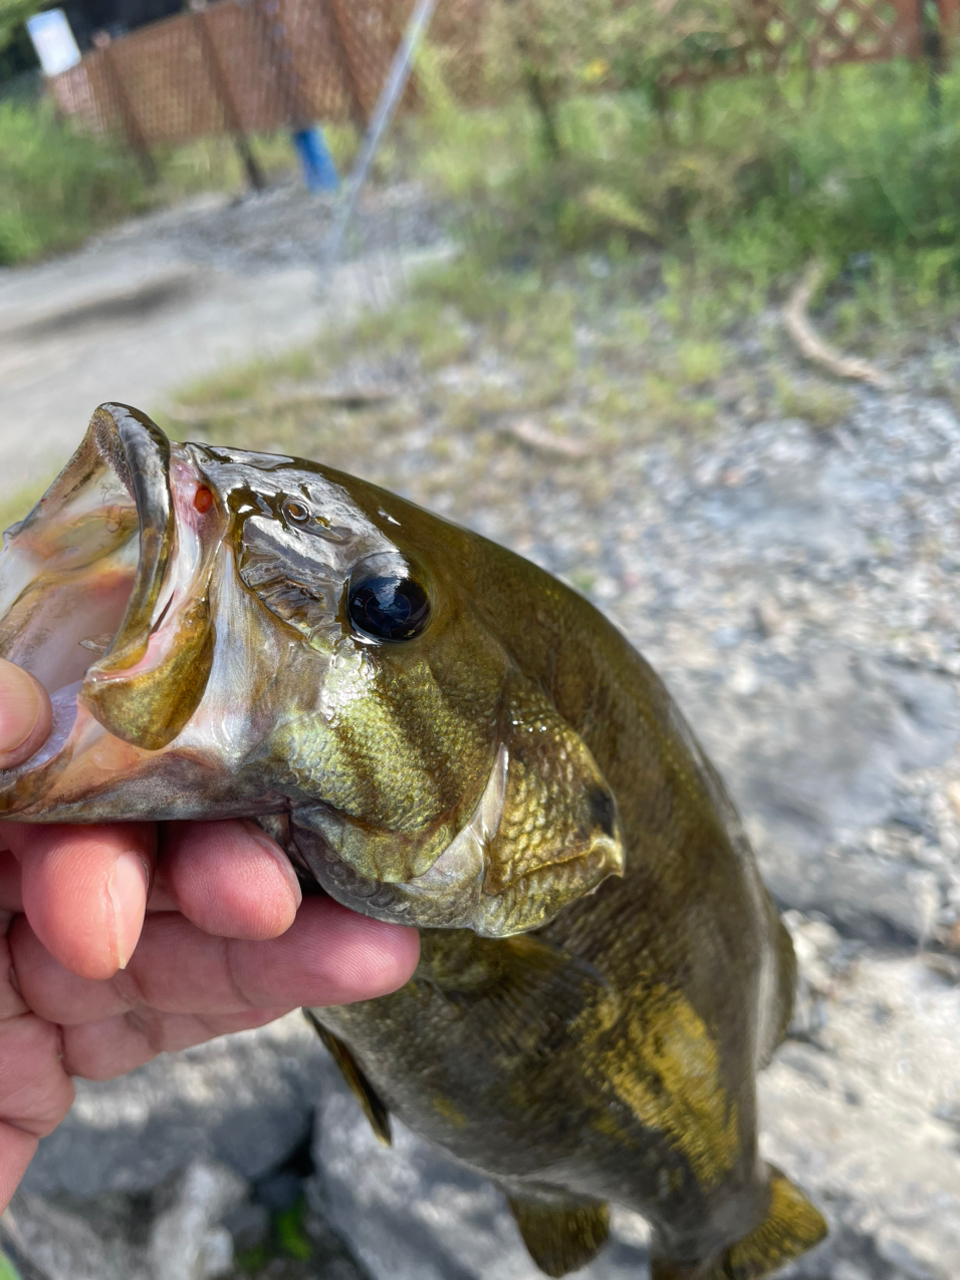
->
[292,126,340,192]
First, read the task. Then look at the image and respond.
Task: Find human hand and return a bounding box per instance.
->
[0,657,420,1211]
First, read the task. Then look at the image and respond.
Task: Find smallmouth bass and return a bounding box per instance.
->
[0,404,826,1278]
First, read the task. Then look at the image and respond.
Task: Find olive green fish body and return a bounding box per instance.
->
[311,600,797,1268]
[0,406,826,1277]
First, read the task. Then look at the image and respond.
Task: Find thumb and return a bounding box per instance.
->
[0,658,51,769]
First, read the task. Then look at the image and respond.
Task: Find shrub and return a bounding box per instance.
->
[0,99,147,264]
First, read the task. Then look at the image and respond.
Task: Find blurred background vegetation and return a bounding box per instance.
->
[1,0,958,347]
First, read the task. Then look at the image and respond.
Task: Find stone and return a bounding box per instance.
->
[685,645,960,941]
[23,1013,333,1198]
[197,1227,234,1279]
[764,952,960,1280]
[0,1193,147,1280]
[147,1160,246,1280]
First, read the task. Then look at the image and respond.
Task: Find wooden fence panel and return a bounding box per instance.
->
[47,0,955,154]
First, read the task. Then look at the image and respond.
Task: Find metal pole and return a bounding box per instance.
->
[322,0,438,267]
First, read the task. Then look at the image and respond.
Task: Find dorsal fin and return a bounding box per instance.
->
[508,1197,610,1277]
[304,1011,392,1145]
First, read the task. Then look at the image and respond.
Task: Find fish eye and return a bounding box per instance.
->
[283,498,311,525]
[348,560,430,643]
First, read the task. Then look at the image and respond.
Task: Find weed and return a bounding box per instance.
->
[675,339,727,386]
[403,44,960,345]
[275,1199,312,1261]
[772,374,855,429]
[568,568,597,595]
[0,99,147,264]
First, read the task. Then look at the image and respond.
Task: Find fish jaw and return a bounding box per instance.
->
[0,403,229,817]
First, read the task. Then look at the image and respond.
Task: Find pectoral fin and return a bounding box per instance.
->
[304,1011,392,1145]
[508,1197,610,1278]
[422,930,610,1058]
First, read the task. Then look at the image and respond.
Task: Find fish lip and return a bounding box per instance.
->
[89,402,175,672]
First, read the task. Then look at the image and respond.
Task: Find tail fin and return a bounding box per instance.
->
[652,1166,827,1280]
[724,1166,827,1279]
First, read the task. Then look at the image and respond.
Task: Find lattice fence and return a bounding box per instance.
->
[662,0,927,85]
[50,0,415,147]
[48,0,954,159]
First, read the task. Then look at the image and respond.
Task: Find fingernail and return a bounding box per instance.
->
[0,658,47,753]
[108,851,149,970]
[242,820,303,910]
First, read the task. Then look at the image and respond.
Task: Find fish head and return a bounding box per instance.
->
[0,405,623,935]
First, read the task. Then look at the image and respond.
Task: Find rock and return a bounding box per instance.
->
[761,951,960,1280]
[222,1199,271,1253]
[148,1160,246,1280]
[783,910,845,1042]
[23,1013,334,1198]
[684,645,960,942]
[0,1193,147,1280]
[311,1078,651,1280]
[197,1227,234,1278]
[765,852,941,945]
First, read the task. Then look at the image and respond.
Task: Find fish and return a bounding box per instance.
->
[0,403,827,1278]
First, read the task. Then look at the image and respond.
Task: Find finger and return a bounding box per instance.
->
[0,851,22,913]
[62,1006,293,1080]
[0,658,51,773]
[0,911,28,1021]
[13,896,419,1027]
[9,823,155,980]
[0,1014,74,1137]
[0,1122,39,1213]
[0,1013,76,1213]
[156,821,302,940]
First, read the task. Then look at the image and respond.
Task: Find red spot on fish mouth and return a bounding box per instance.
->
[194,486,213,513]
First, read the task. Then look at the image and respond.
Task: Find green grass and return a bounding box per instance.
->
[399,54,960,346]
[0,99,148,264]
[234,1196,315,1274]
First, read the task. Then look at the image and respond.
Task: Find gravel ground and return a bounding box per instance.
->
[3,180,960,1279]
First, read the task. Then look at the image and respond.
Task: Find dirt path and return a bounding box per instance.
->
[0,182,447,506]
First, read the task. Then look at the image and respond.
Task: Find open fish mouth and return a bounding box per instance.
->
[0,403,223,812]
